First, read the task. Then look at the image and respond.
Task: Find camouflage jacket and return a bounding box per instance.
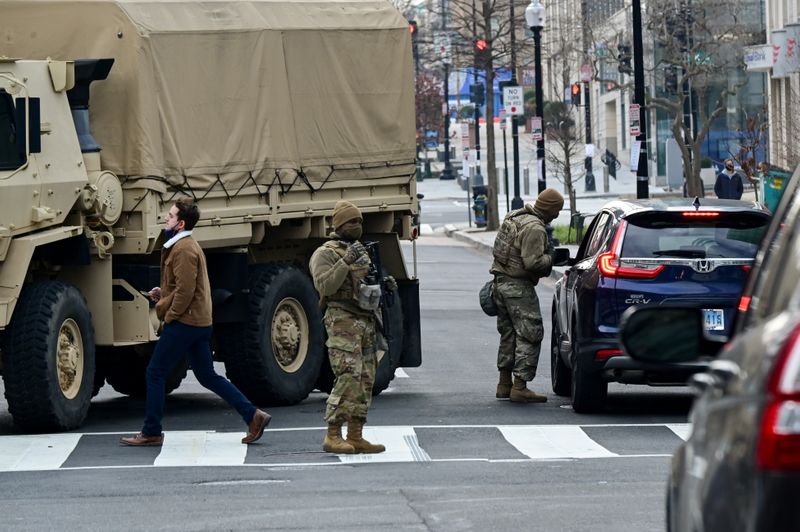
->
[490,204,552,282]
[309,237,373,316]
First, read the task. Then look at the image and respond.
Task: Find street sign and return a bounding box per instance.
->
[461,122,470,148]
[629,103,641,136]
[503,85,524,116]
[580,64,592,82]
[521,67,535,86]
[499,108,506,130]
[531,116,543,141]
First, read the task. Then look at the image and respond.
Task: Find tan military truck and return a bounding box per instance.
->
[0,0,421,431]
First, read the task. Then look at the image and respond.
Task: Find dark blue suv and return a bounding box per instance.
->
[551,198,771,413]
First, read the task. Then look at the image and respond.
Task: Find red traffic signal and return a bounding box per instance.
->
[409,20,418,35]
[475,39,487,51]
[571,82,582,106]
[474,39,490,69]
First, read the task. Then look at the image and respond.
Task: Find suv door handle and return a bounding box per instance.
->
[708,360,740,383]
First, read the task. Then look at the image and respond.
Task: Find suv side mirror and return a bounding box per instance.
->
[553,247,570,266]
[619,306,726,363]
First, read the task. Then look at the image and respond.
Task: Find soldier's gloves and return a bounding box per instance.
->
[384,275,398,292]
[343,241,368,265]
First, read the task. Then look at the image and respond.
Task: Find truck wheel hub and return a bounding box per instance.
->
[271,298,308,372]
[57,318,84,399]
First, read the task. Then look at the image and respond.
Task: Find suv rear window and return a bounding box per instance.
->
[620,211,769,259]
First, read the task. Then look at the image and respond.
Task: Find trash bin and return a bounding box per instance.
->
[763,169,791,212]
[472,185,488,228]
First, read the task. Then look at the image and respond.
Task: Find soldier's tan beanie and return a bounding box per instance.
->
[332,200,362,229]
[534,188,565,217]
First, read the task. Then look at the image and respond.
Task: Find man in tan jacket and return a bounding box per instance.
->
[121,199,271,446]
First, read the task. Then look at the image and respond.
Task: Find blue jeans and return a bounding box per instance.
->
[143,321,256,436]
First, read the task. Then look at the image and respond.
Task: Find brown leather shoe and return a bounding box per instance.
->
[120,432,164,446]
[242,409,271,444]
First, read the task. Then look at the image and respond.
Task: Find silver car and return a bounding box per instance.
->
[620,167,800,532]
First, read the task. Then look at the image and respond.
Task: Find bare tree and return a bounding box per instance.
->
[645,0,761,197]
[541,102,582,216]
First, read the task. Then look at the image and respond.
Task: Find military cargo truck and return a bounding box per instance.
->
[0,0,421,431]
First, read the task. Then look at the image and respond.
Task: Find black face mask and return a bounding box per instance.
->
[339,226,363,242]
[726,165,734,171]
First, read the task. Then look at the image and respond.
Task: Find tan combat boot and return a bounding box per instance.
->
[346,420,385,454]
[496,369,513,399]
[509,376,548,403]
[323,422,356,454]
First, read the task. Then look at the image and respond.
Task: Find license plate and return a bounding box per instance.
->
[703,309,724,331]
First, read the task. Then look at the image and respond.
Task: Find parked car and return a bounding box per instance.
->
[619,166,800,532]
[552,198,771,413]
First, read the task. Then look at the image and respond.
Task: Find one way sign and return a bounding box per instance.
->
[502,85,524,116]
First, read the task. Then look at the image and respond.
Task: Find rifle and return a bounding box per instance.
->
[363,241,395,342]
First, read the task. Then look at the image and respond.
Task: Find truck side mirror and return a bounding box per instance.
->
[15,97,41,155]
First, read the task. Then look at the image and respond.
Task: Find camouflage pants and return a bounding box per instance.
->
[494,275,544,381]
[323,307,377,424]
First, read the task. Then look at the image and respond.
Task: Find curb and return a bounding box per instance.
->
[443,224,564,280]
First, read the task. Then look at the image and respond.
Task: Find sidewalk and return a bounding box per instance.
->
[420,169,758,277]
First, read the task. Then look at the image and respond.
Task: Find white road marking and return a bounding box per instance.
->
[0,424,687,472]
[338,426,431,464]
[154,431,247,467]
[0,434,82,472]
[499,425,618,459]
[666,423,692,441]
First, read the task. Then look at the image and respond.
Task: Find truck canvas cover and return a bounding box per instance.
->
[0,0,416,191]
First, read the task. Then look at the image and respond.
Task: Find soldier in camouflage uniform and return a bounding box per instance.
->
[491,188,564,402]
[309,200,385,454]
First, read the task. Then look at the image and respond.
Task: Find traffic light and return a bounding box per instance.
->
[474,38,490,69]
[571,82,581,106]
[470,82,485,106]
[618,44,632,74]
[409,20,419,72]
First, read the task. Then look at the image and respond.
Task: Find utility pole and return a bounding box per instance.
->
[632,0,649,199]
[440,0,454,179]
[580,0,595,192]
[472,0,484,187]
[510,0,523,209]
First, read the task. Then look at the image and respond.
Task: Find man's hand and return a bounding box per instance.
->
[343,241,368,265]
[384,275,398,292]
[148,287,161,302]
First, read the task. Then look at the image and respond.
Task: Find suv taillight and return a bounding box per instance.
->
[756,325,800,471]
[598,221,665,279]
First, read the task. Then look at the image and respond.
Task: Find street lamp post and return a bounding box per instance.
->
[525,0,546,194]
[509,0,523,210]
[440,0,455,180]
[472,0,484,187]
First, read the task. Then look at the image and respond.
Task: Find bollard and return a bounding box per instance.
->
[523,167,529,194]
[424,158,432,180]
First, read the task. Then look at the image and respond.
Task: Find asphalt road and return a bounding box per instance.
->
[0,236,691,531]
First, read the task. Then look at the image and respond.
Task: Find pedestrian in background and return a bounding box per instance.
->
[309,200,385,454]
[714,159,744,200]
[491,188,564,403]
[121,198,270,446]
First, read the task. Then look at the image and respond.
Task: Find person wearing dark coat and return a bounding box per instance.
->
[714,159,744,200]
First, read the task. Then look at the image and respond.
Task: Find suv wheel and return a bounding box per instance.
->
[570,322,608,413]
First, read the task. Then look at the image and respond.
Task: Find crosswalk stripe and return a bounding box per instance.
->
[0,434,82,472]
[498,425,618,459]
[0,424,692,472]
[338,426,431,464]
[154,431,247,467]
[666,424,692,441]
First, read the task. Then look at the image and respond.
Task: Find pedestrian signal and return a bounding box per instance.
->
[571,82,581,106]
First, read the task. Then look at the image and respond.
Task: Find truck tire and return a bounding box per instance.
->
[101,343,188,398]
[222,265,325,405]
[371,291,404,395]
[551,306,571,397]
[1,281,96,431]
